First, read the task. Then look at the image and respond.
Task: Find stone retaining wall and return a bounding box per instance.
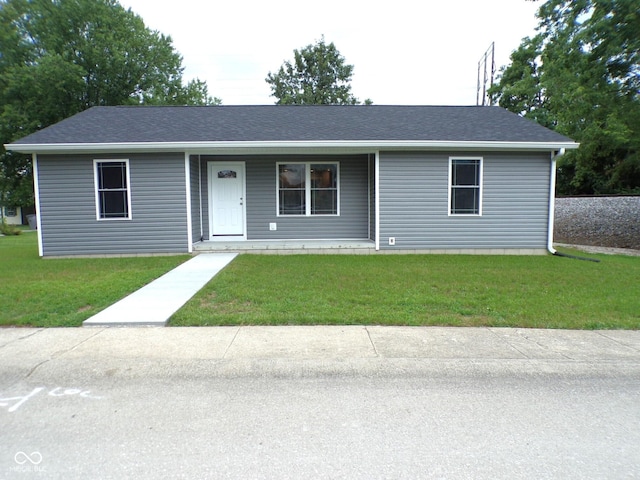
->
[554,196,640,249]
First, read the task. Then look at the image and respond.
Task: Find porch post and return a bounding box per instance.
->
[184,152,193,253]
[375,151,380,251]
[198,155,203,241]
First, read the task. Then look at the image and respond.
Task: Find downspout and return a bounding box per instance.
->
[547,149,600,263]
[547,148,564,255]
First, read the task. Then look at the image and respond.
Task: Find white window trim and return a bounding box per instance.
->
[93,159,132,221]
[276,161,340,217]
[448,156,483,216]
[3,206,17,217]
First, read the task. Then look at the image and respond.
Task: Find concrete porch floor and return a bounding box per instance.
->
[193,239,376,254]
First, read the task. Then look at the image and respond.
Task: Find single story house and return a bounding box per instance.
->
[5,105,578,257]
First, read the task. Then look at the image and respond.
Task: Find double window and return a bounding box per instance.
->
[277,162,339,216]
[449,157,482,216]
[94,160,131,220]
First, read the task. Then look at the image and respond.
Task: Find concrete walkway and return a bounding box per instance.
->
[2,326,639,375]
[82,253,237,327]
[1,325,640,392]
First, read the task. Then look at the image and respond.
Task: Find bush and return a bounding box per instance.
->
[0,219,22,235]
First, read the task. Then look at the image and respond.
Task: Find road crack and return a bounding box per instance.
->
[25,329,105,378]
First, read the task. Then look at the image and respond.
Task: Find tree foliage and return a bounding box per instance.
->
[0,0,220,208]
[266,37,371,105]
[490,0,640,194]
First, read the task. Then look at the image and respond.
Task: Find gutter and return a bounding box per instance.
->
[547,148,565,255]
[5,140,581,155]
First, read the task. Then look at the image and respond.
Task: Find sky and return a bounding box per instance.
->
[118,0,542,106]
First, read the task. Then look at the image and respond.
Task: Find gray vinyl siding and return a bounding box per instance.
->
[378,151,551,250]
[37,153,189,256]
[190,156,203,243]
[201,155,370,240]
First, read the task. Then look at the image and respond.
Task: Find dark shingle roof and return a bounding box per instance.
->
[10,105,575,146]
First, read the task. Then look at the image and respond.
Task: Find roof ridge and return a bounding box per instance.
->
[102,104,489,109]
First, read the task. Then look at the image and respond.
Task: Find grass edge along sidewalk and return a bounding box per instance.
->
[1,233,638,329]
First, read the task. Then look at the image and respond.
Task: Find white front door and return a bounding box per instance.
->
[208,162,245,238]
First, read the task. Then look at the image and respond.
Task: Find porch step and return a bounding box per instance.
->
[193,240,376,254]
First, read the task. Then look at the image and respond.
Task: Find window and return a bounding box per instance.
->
[218,170,237,178]
[94,160,131,220]
[278,162,338,216]
[449,157,482,215]
[4,207,17,217]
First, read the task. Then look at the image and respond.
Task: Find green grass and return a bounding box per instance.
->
[171,250,640,329]
[2,233,639,329]
[0,233,189,327]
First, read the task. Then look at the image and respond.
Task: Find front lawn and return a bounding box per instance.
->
[0,233,189,327]
[2,233,638,329]
[171,251,640,329]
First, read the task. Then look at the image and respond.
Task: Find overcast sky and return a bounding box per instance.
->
[118,0,541,106]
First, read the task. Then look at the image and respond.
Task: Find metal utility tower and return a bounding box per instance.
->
[476,42,495,106]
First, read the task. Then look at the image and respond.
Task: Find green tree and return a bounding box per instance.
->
[488,35,553,128]
[490,0,640,194]
[0,0,220,208]
[266,36,372,105]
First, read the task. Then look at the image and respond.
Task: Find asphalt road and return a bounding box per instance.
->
[1,327,640,479]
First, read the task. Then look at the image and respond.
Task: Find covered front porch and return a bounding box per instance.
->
[189,153,376,252]
[193,239,376,254]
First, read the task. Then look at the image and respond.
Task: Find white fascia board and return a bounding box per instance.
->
[5,140,580,154]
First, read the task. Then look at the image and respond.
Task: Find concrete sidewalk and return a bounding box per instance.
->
[2,326,640,373]
[3,326,639,480]
[82,253,237,327]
